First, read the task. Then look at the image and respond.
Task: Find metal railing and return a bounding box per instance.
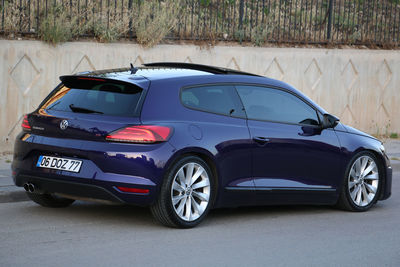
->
[1,0,399,46]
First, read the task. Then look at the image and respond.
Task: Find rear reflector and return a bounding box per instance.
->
[116,186,149,194]
[106,125,172,144]
[21,115,31,130]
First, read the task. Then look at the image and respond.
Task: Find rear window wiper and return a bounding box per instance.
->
[69,104,104,114]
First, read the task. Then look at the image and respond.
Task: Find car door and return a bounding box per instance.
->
[235,85,343,205]
[176,84,255,207]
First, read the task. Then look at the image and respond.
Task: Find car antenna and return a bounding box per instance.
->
[130,63,138,74]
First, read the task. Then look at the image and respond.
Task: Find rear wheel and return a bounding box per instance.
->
[26,192,75,208]
[337,151,382,211]
[150,156,214,228]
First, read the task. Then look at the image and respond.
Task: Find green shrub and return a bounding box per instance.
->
[93,22,123,43]
[134,0,183,47]
[39,10,72,44]
[3,0,26,33]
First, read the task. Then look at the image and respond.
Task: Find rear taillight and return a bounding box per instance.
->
[21,115,31,130]
[106,125,172,144]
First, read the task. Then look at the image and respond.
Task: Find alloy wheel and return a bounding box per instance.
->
[348,155,379,207]
[171,162,211,221]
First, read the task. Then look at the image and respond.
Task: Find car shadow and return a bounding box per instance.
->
[21,201,159,228]
[207,205,336,222]
[19,200,346,229]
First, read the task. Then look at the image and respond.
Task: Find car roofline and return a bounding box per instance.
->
[142,62,262,77]
[72,63,263,79]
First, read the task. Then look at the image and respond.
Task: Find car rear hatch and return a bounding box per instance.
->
[13,74,178,204]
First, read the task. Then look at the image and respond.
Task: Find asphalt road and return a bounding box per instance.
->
[1,168,399,267]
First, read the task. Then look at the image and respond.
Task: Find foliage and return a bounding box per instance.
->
[2,0,25,33]
[133,0,184,47]
[39,6,72,44]
[0,0,399,47]
[38,0,130,44]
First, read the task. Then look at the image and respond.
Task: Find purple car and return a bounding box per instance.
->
[12,62,392,228]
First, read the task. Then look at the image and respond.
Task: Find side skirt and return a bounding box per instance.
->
[225,186,338,206]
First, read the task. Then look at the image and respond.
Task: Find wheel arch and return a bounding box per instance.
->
[162,147,220,206]
[364,149,387,200]
[342,147,387,201]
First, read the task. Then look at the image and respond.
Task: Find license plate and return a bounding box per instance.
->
[36,155,82,173]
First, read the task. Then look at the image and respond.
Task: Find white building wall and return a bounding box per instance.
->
[1,40,399,151]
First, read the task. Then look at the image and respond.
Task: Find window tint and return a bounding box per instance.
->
[181,85,246,118]
[236,85,319,125]
[40,81,143,116]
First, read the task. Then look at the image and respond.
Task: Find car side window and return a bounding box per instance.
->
[236,85,320,126]
[181,85,246,118]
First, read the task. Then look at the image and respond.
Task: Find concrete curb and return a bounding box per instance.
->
[0,188,29,203]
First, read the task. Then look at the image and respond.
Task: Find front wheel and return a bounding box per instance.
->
[337,151,382,211]
[150,156,215,228]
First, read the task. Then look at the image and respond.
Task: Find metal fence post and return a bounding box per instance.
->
[327,0,333,41]
[128,0,133,40]
[238,0,244,43]
[239,0,244,30]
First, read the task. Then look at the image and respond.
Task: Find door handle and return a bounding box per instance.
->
[253,136,270,145]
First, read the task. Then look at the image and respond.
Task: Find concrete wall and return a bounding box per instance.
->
[1,40,399,151]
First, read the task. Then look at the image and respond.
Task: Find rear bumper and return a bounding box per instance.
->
[12,132,176,206]
[13,173,157,205]
[15,174,124,203]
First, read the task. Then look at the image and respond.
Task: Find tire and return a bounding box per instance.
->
[26,192,75,208]
[150,156,215,228]
[337,151,382,212]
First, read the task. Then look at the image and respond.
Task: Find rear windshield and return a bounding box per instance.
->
[40,80,143,116]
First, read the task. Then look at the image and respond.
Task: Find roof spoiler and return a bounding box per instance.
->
[58,75,145,92]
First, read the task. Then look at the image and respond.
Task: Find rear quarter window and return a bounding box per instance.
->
[40,79,143,116]
[181,85,246,118]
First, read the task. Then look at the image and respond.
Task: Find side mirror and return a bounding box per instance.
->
[321,114,340,129]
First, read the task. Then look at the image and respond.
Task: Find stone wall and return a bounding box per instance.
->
[1,40,399,151]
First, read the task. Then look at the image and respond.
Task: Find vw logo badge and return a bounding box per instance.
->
[60,120,69,130]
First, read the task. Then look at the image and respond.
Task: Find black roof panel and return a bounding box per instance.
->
[143,62,261,77]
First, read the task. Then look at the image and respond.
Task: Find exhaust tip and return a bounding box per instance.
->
[23,183,29,192]
[28,183,35,193]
